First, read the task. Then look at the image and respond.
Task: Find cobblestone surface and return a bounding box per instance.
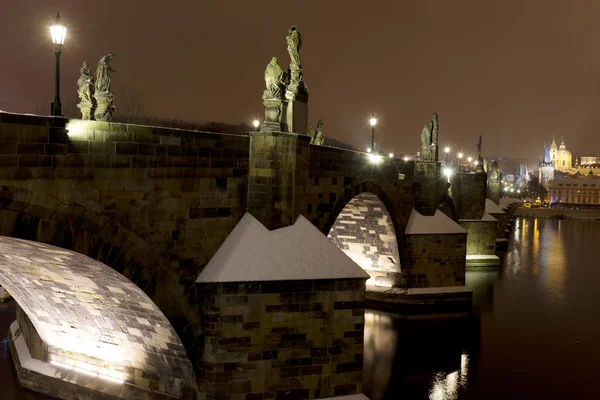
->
[0,237,195,397]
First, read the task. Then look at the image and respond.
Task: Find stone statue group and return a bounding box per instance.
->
[77,53,117,121]
[261,25,324,145]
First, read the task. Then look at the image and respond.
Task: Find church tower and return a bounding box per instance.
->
[549,136,558,165]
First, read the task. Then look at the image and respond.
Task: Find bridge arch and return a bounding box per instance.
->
[0,185,201,364]
[0,237,196,398]
[325,181,402,287]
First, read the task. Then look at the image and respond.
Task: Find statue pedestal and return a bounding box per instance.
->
[261,98,283,132]
[76,101,96,120]
[283,98,308,134]
[94,91,115,122]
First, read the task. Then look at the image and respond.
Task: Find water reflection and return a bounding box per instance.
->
[363,311,397,400]
[364,310,479,400]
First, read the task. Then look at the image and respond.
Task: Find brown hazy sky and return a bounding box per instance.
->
[2,1,600,162]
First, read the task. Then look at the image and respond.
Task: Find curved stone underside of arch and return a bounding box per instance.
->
[0,236,195,398]
[327,192,401,287]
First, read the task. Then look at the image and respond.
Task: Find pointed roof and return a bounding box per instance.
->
[405,209,466,235]
[482,212,498,222]
[485,198,505,214]
[196,213,370,283]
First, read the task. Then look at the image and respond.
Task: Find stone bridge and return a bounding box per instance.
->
[0,111,461,370]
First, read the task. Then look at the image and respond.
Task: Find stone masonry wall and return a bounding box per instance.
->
[0,112,250,362]
[197,279,366,399]
[489,212,507,238]
[327,193,401,287]
[304,146,414,246]
[413,161,440,216]
[247,132,310,230]
[488,181,501,204]
[459,220,497,255]
[401,233,467,287]
[453,172,487,220]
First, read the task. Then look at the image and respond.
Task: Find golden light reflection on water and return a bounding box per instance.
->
[428,353,469,400]
[514,217,567,306]
[364,311,397,400]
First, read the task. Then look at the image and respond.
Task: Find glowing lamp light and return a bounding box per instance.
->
[367,147,372,153]
[369,154,382,164]
[444,147,450,154]
[252,119,260,129]
[467,157,472,163]
[369,117,377,127]
[389,153,394,158]
[458,153,463,159]
[443,167,453,177]
[50,14,67,45]
[517,189,521,193]
[403,157,408,161]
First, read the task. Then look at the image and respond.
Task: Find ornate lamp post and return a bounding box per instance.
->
[50,13,67,116]
[458,152,463,172]
[369,117,377,153]
[444,146,450,166]
[252,119,260,131]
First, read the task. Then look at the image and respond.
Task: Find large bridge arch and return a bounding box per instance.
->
[0,237,196,399]
[324,180,404,287]
[0,185,201,364]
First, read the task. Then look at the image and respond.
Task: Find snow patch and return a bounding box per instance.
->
[405,209,466,235]
[407,286,471,295]
[323,395,370,400]
[196,213,370,283]
[485,198,505,214]
[482,212,497,222]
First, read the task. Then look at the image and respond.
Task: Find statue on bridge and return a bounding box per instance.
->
[261,57,286,132]
[94,53,117,121]
[309,119,325,145]
[76,61,96,120]
[477,136,485,172]
[263,57,286,100]
[285,25,308,103]
[489,160,500,182]
[420,112,439,162]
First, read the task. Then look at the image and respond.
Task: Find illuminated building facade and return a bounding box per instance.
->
[549,176,600,207]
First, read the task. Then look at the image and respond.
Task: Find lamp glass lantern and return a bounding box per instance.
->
[50,13,66,116]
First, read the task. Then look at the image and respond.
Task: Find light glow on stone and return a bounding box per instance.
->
[369,154,382,164]
[50,360,73,370]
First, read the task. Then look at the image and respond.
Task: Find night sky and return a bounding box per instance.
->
[2,1,600,163]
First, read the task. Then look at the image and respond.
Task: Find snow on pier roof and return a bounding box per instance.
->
[196,213,370,283]
[405,209,466,235]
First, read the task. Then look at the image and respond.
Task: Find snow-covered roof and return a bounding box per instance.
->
[196,213,370,283]
[499,197,517,208]
[482,212,498,221]
[485,198,505,214]
[405,209,466,235]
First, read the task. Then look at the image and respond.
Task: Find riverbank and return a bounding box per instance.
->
[515,207,600,219]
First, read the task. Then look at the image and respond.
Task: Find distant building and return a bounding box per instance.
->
[580,155,600,165]
[549,175,600,207]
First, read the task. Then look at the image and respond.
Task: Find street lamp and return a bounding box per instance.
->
[467,156,472,163]
[389,153,394,158]
[367,147,372,153]
[252,119,260,131]
[444,146,450,165]
[50,13,66,116]
[369,117,377,154]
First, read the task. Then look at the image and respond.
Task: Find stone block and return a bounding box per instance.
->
[198,279,365,398]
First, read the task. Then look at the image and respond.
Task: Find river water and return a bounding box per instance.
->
[2,217,599,399]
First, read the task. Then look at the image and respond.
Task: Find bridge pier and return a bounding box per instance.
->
[452,172,500,267]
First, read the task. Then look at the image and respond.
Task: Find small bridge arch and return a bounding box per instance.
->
[0,237,196,398]
[324,181,403,287]
[0,185,201,361]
